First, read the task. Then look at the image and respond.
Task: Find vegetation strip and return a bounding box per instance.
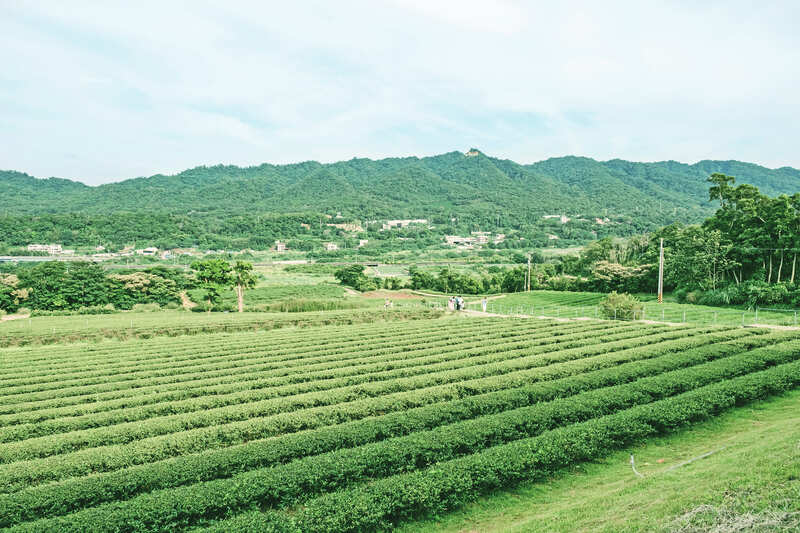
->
[1,335,796,526]
[0,322,622,427]
[191,360,800,533]
[0,328,763,490]
[0,325,729,461]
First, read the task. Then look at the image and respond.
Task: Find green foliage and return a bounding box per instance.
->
[190,259,233,308]
[0,273,27,312]
[600,291,643,319]
[334,264,378,291]
[2,156,799,251]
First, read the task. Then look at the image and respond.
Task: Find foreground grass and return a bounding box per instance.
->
[401,388,800,533]
[483,290,800,327]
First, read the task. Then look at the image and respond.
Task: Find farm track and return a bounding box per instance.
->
[0,316,798,532]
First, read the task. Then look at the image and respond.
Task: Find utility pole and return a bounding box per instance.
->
[657,238,664,304]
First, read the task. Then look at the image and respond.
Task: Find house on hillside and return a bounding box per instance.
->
[135,247,159,256]
[27,244,62,255]
[324,242,339,251]
[471,231,490,244]
[274,241,287,252]
[381,219,428,230]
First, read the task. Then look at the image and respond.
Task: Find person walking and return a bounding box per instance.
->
[447,297,454,311]
[481,297,488,312]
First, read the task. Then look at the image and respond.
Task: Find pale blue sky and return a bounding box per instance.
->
[2,1,799,184]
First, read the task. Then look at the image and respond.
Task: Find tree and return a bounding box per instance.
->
[599,291,643,320]
[190,259,233,312]
[232,261,257,313]
[334,264,377,291]
[0,274,28,312]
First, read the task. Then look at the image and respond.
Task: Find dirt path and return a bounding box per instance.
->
[343,287,360,296]
[0,313,30,322]
[180,291,197,310]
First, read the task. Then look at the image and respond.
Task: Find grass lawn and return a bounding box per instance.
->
[400,388,800,533]
[488,290,799,327]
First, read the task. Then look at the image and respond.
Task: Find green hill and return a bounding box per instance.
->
[1,151,798,249]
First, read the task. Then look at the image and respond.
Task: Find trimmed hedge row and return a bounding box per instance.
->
[0,321,620,428]
[0,328,759,489]
[0,323,650,440]
[0,318,530,388]
[0,307,444,348]
[0,319,548,399]
[0,320,610,409]
[0,316,506,372]
[195,359,800,533]
[3,336,797,527]
[0,325,732,463]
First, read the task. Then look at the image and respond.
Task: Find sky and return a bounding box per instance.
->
[2,1,799,185]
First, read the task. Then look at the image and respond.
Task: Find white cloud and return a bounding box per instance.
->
[1,0,798,184]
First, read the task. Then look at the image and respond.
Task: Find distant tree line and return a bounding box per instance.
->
[0,260,258,314]
[551,174,800,307]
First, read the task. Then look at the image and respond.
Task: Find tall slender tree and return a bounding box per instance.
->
[232,261,257,313]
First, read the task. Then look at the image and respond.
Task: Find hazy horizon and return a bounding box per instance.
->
[3,1,799,185]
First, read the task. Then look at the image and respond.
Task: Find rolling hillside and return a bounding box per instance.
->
[2,151,799,222]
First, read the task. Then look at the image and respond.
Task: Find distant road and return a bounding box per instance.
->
[0,255,94,262]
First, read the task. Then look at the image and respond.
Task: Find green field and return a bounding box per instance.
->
[0,307,435,347]
[1,314,799,532]
[401,387,800,533]
[470,290,800,327]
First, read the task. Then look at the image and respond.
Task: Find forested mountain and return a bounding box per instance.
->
[1,151,798,250]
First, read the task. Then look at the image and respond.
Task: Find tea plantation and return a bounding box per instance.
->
[1,315,799,532]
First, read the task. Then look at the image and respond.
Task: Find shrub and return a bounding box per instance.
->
[265,299,362,313]
[600,291,643,320]
[131,303,162,313]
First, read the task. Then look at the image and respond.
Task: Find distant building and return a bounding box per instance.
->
[274,241,287,252]
[471,231,490,244]
[135,247,159,256]
[27,244,62,255]
[324,242,339,251]
[542,214,570,224]
[327,223,364,232]
[493,233,506,244]
[358,239,369,248]
[445,235,477,246]
[382,219,428,230]
[547,234,560,240]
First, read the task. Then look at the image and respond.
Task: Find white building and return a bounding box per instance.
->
[27,244,62,255]
[274,241,287,252]
[382,219,428,230]
[135,247,159,256]
[324,242,339,251]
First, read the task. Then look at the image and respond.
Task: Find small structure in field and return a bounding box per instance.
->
[324,242,339,251]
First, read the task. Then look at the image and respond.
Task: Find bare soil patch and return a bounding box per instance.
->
[361,291,421,300]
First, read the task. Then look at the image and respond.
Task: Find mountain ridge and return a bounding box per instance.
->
[2,152,799,232]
